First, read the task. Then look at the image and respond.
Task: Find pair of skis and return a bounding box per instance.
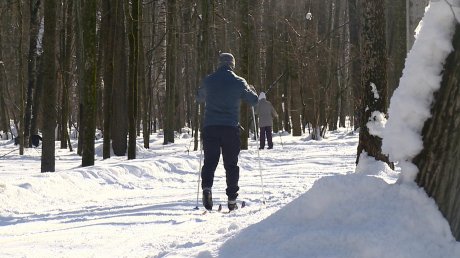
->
[201,201,246,215]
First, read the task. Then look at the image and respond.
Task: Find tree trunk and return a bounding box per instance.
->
[102,0,115,159]
[154,0,166,137]
[25,0,41,148]
[290,63,302,136]
[127,0,139,159]
[356,0,393,169]
[78,0,97,167]
[163,0,177,144]
[312,0,329,139]
[41,0,57,172]
[286,2,302,137]
[139,5,150,149]
[0,24,9,137]
[348,0,362,130]
[414,23,460,241]
[239,0,250,150]
[60,0,72,150]
[386,0,407,102]
[16,0,25,155]
[407,0,429,50]
[194,0,209,151]
[111,1,128,156]
[30,54,43,140]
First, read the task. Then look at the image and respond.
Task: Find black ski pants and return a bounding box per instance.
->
[259,126,273,149]
[201,125,240,200]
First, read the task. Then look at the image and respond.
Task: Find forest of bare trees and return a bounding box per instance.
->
[0,0,427,168]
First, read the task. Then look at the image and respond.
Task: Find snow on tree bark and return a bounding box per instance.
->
[414,23,460,241]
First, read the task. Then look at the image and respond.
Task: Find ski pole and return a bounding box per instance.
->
[194,140,203,210]
[265,70,288,95]
[252,107,266,204]
[0,148,17,159]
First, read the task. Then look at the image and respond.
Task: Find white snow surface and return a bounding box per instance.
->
[1,129,459,258]
[382,1,458,182]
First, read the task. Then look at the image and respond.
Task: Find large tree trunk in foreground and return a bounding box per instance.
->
[356,0,393,169]
[414,24,460,241]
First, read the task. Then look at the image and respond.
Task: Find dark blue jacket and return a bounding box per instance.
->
[197,65,258,127]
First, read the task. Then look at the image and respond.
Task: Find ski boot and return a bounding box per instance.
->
[202,188,213,211]
[228,199,238,211]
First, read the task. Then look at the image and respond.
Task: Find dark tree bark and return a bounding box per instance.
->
[290,64,303,136]
[30,54,43,140]
[407,0,429,50]
[101,0,115,159]
[163,0,177,144]
[60,0,72,150]
[385,0,407,102]
[41,0,57,172]
[25,0,41,148]
[356,0,393,169]
[16,0,25,155]
[153,0,166,136]
[139,5,150,149]
[239,0,250,150]
[111,1,128,156]
[338,2,348,128]
[286,1,302,137]
[144,0,158,148]
[348,0,362,130]
[309,0,329,139]
[414,24,460,241]
[327,0,343,132]
[127,0,139,159]
[78,0,97,167]
[0,21,9,137]
[193,0,209,151]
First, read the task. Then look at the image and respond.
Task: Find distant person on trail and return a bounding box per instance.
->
[256,92,278,150]
[196,52,258,211]
[14,135,43,148]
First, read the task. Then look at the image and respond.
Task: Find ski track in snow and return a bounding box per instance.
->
[0,130,357,257]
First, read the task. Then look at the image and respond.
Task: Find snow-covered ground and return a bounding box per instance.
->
[1,129,459,258]
[1,1,460,257]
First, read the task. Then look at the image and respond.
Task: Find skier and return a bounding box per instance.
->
[196,53,258,211]
[256,92,278,149]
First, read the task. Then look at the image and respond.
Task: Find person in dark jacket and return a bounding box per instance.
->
[196,52,258,211]
[14,135,43,147]
[256,92,278,149]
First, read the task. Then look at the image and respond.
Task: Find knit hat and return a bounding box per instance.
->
[259,92,266,100]
[219,53,235,69]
